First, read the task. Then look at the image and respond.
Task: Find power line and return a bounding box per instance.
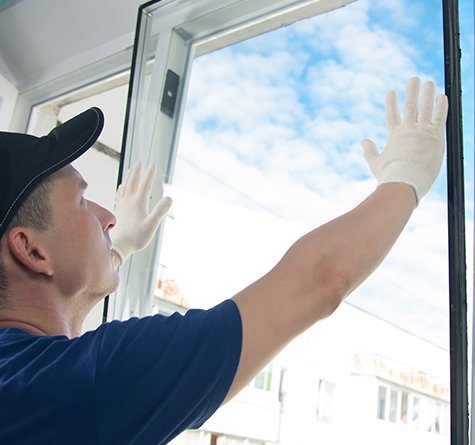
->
[343,300,449,352]
[177,155,285,219]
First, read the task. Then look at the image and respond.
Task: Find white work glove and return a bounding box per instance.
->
[361,77,448,205]
[110,161,172,265]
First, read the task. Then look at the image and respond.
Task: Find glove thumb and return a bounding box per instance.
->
[361,138,379,165]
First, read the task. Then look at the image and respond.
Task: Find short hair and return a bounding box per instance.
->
[0,177,54,300]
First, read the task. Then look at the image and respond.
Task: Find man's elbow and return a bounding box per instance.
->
[306,241,357,318]
[283,239,352,321]
[313,269,350,320]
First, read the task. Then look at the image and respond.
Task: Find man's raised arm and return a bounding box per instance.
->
[226,77,448,402]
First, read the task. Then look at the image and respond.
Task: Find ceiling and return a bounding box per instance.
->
[0,0,355,100]
[0,0,146,92]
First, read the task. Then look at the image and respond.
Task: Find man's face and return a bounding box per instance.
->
[42,165,119,303]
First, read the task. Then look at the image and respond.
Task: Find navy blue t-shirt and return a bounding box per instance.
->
[0,299,242,445]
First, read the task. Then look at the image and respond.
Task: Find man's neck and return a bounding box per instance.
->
[0,301,85,338]
[0,319,50,336]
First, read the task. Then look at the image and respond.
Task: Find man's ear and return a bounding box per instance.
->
[7,228,54,277]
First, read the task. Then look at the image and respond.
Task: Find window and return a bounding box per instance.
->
[400,391,409,424]
[431,402,443,434]
[118,0,470,443]
[250,365,273,392]
[376,382,449,435]
[411,396,421,427]
[377,386,386,421]
[116,0,360,321]
[389,389,399,423]
[317,380,336,422]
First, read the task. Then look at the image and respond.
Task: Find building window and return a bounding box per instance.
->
[378,385,413,425]
[317,379,336,422]
[430,402,442,434]
[251,365,273,391]
[401,390,409,424]
[377,385,387,420]
[377,385,399,421]
[389,388,399,423]
[376,383,448,435]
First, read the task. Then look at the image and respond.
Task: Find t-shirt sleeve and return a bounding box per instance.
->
[95,299,242,445]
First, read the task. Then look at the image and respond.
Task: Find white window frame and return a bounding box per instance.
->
[113,0,357,320]
[7,45,133,134]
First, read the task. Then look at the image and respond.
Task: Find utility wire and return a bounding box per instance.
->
[177,155,286,219]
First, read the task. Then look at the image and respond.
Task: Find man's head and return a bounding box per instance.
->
[0,108,118,309]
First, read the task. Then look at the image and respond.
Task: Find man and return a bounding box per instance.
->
[0,77,447,444]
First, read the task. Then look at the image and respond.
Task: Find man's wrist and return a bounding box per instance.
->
[377,182,418,209]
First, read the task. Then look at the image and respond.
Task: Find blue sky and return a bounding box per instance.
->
[163,0,474,350]
[186,0,473,198]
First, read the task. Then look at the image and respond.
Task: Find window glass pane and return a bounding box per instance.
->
[389,389,399,423]
[411,396,421,427]
[138,0,473,443]
[317,380,336,422]
[252,365,273,392]
[161,4,453,442]
[377,386,387,421]
[401,391,409,424]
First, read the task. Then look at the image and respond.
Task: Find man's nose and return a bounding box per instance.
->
[88,201,116,231]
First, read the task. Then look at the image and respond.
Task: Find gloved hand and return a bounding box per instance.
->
[110,161,172,265]
[361,77,448,205]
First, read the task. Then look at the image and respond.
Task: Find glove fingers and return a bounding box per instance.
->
[418,81,435,123]
[433,94,449,128]
[138,164,158,206]
[146,197,172,232]
[385,91,401,131]
[361,138,379,164]
[128,161,142,193]
[403,77,420,124]
[118,164,133,197]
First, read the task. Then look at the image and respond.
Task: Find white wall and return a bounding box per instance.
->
[0,72,18,130]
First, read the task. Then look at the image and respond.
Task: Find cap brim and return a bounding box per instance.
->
[43,106,104,178]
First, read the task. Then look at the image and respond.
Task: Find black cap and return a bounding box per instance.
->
[0,107,104,237]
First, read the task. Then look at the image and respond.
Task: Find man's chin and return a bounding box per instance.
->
[92,273,120,302]
[107,273,120,295]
